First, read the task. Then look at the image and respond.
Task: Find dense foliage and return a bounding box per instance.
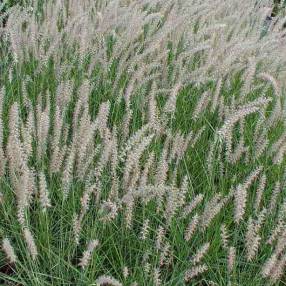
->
[1,1,286,285]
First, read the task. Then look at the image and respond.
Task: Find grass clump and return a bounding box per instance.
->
[1,0,286,285]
